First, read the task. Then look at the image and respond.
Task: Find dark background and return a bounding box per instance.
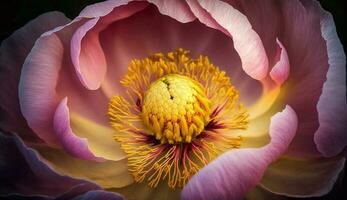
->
[0,0,346,199]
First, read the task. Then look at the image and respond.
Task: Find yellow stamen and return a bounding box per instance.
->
[107,49,249,189]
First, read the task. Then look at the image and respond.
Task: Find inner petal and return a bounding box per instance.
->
[99,4,262,105]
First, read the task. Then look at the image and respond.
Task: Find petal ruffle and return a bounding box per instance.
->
[182,106,298,200]
[70,1,148,90]
[314,10,347,157]
[186,0,269,80]
[260,156,345,197]
[147,0,195,23]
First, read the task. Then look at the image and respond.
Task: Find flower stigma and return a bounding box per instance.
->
[108,49,249,189]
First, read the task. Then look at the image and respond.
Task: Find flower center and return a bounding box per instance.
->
[142,74,210,144]
[107,49,249,189]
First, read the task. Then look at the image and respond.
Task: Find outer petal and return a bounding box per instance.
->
[182,106,298,200]
[260,156,345,197]
[314,11,347,157]
[0,12,69,139]
[186,0,269,80]
[279,0,330,157]
[0,132,100,197]
[71,190,124,200]
[31,143,133,188]
[53,97,105,162]
[19,34,64,146]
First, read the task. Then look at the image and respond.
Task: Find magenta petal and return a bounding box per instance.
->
[19,34,65,146]
[53,97,105,162]
[270,39,290,85]
[314,11,347,157]
[187,0,269,80]
[182,106,298,200]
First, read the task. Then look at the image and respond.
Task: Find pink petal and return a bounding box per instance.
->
[70,1,148,90]
[0,12,69,140]
[182,106,298,200]
[222,0,281,69]
[147,0,195,22]
[260,156,345,197]
[270,39,290,85]
[70,18,106,90]
[99,4,262,104]
[78,0,133,18]
[314,11,347,157]
[19,34,65,146]
[223,0,338,158]
[186,0,269,80]
[53,97,105,162]
[278,1,330,157]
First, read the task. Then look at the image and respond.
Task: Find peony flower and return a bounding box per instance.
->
[1,0,346,199]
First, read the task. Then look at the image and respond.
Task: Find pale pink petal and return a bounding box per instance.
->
[100,4,262,104]
[78,0,132,18]
[314,11,347,157]
[186,0,269,80]
[260,156,345,197]
[269,39,290,85]
[53,97,105,162]
[19,34,65,146]
[70,1,148,90]
[223,0,336,158]
[182,106,298,200]
[147,0,195,22]
[222,0,281,67]
[0,12,69,140]
[70,18,106,90]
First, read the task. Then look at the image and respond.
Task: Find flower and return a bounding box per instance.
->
[0,0,346,200]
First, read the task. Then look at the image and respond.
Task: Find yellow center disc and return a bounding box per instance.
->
[142,74,211,144]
